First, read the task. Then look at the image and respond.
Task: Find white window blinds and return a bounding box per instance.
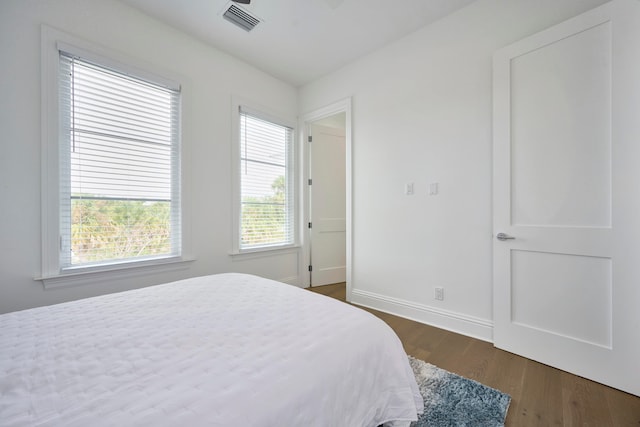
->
[239,108,295,249]
[58,51,181,268]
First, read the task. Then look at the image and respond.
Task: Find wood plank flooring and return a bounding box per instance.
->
[308,282,640,427]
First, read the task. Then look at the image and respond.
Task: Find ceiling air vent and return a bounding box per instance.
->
[223,4,260,32]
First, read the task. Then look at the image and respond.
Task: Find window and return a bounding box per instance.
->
[238,107,295,250]
[55,47,181,272]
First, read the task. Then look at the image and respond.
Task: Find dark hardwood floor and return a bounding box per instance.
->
[308,282,640,426]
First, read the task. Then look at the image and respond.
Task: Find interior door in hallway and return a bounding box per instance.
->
[492,1,640,396]
[309,122,346,286]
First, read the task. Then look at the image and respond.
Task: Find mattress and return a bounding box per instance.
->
[0,273,422,426]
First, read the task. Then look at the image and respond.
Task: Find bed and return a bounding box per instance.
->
[0,273,423,426]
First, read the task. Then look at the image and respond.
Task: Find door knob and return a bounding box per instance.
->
[496,232,515,241]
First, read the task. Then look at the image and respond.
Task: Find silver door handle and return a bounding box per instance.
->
[496,232,515,241]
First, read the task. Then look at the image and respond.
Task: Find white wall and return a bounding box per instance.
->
[0,0,299,314]
[298,0,608,340]
[0,0,614,327]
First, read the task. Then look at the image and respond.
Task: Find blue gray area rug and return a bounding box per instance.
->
[409,356,511,427]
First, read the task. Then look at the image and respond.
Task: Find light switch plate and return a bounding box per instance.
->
[429,182,439,195]
[405,182,414,195]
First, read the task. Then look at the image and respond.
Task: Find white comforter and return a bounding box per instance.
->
[0,273,422,426]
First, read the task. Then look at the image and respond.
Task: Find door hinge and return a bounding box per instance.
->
[308,135,312,142]
[308,265,312,272]
[308,222,312,229]
[308,179,312,185]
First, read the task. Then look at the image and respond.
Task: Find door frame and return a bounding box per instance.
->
[300,98,352,298]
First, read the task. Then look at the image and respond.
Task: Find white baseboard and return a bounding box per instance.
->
[350,288,493,343]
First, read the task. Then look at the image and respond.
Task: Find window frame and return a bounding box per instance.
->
[230,98,298,255]
[39,26,192,288]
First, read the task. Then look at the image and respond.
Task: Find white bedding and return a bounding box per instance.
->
[0,273,422,426]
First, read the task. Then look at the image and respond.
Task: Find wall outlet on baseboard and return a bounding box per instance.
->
[434,287,444,301]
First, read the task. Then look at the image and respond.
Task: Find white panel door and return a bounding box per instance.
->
[493,1,640,396]
[310,123,346,286]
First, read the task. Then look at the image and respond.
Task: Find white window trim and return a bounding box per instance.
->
[230,96,298,255]
[36,256,194,290]
[39,26,192,288]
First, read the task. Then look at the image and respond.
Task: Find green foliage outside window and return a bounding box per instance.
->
[241,175,287,246]
[70,175,288,262]
[71,198,171,264]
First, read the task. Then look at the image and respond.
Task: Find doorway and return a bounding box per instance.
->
[309,116,346,286]
[302,99,352,292]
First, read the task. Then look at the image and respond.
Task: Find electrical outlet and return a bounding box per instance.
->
[434,287,444,301]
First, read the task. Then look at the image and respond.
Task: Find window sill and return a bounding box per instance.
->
[36,256,195,290]
[229,245,300,260]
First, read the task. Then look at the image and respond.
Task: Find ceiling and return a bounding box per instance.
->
[119,0,477,87]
